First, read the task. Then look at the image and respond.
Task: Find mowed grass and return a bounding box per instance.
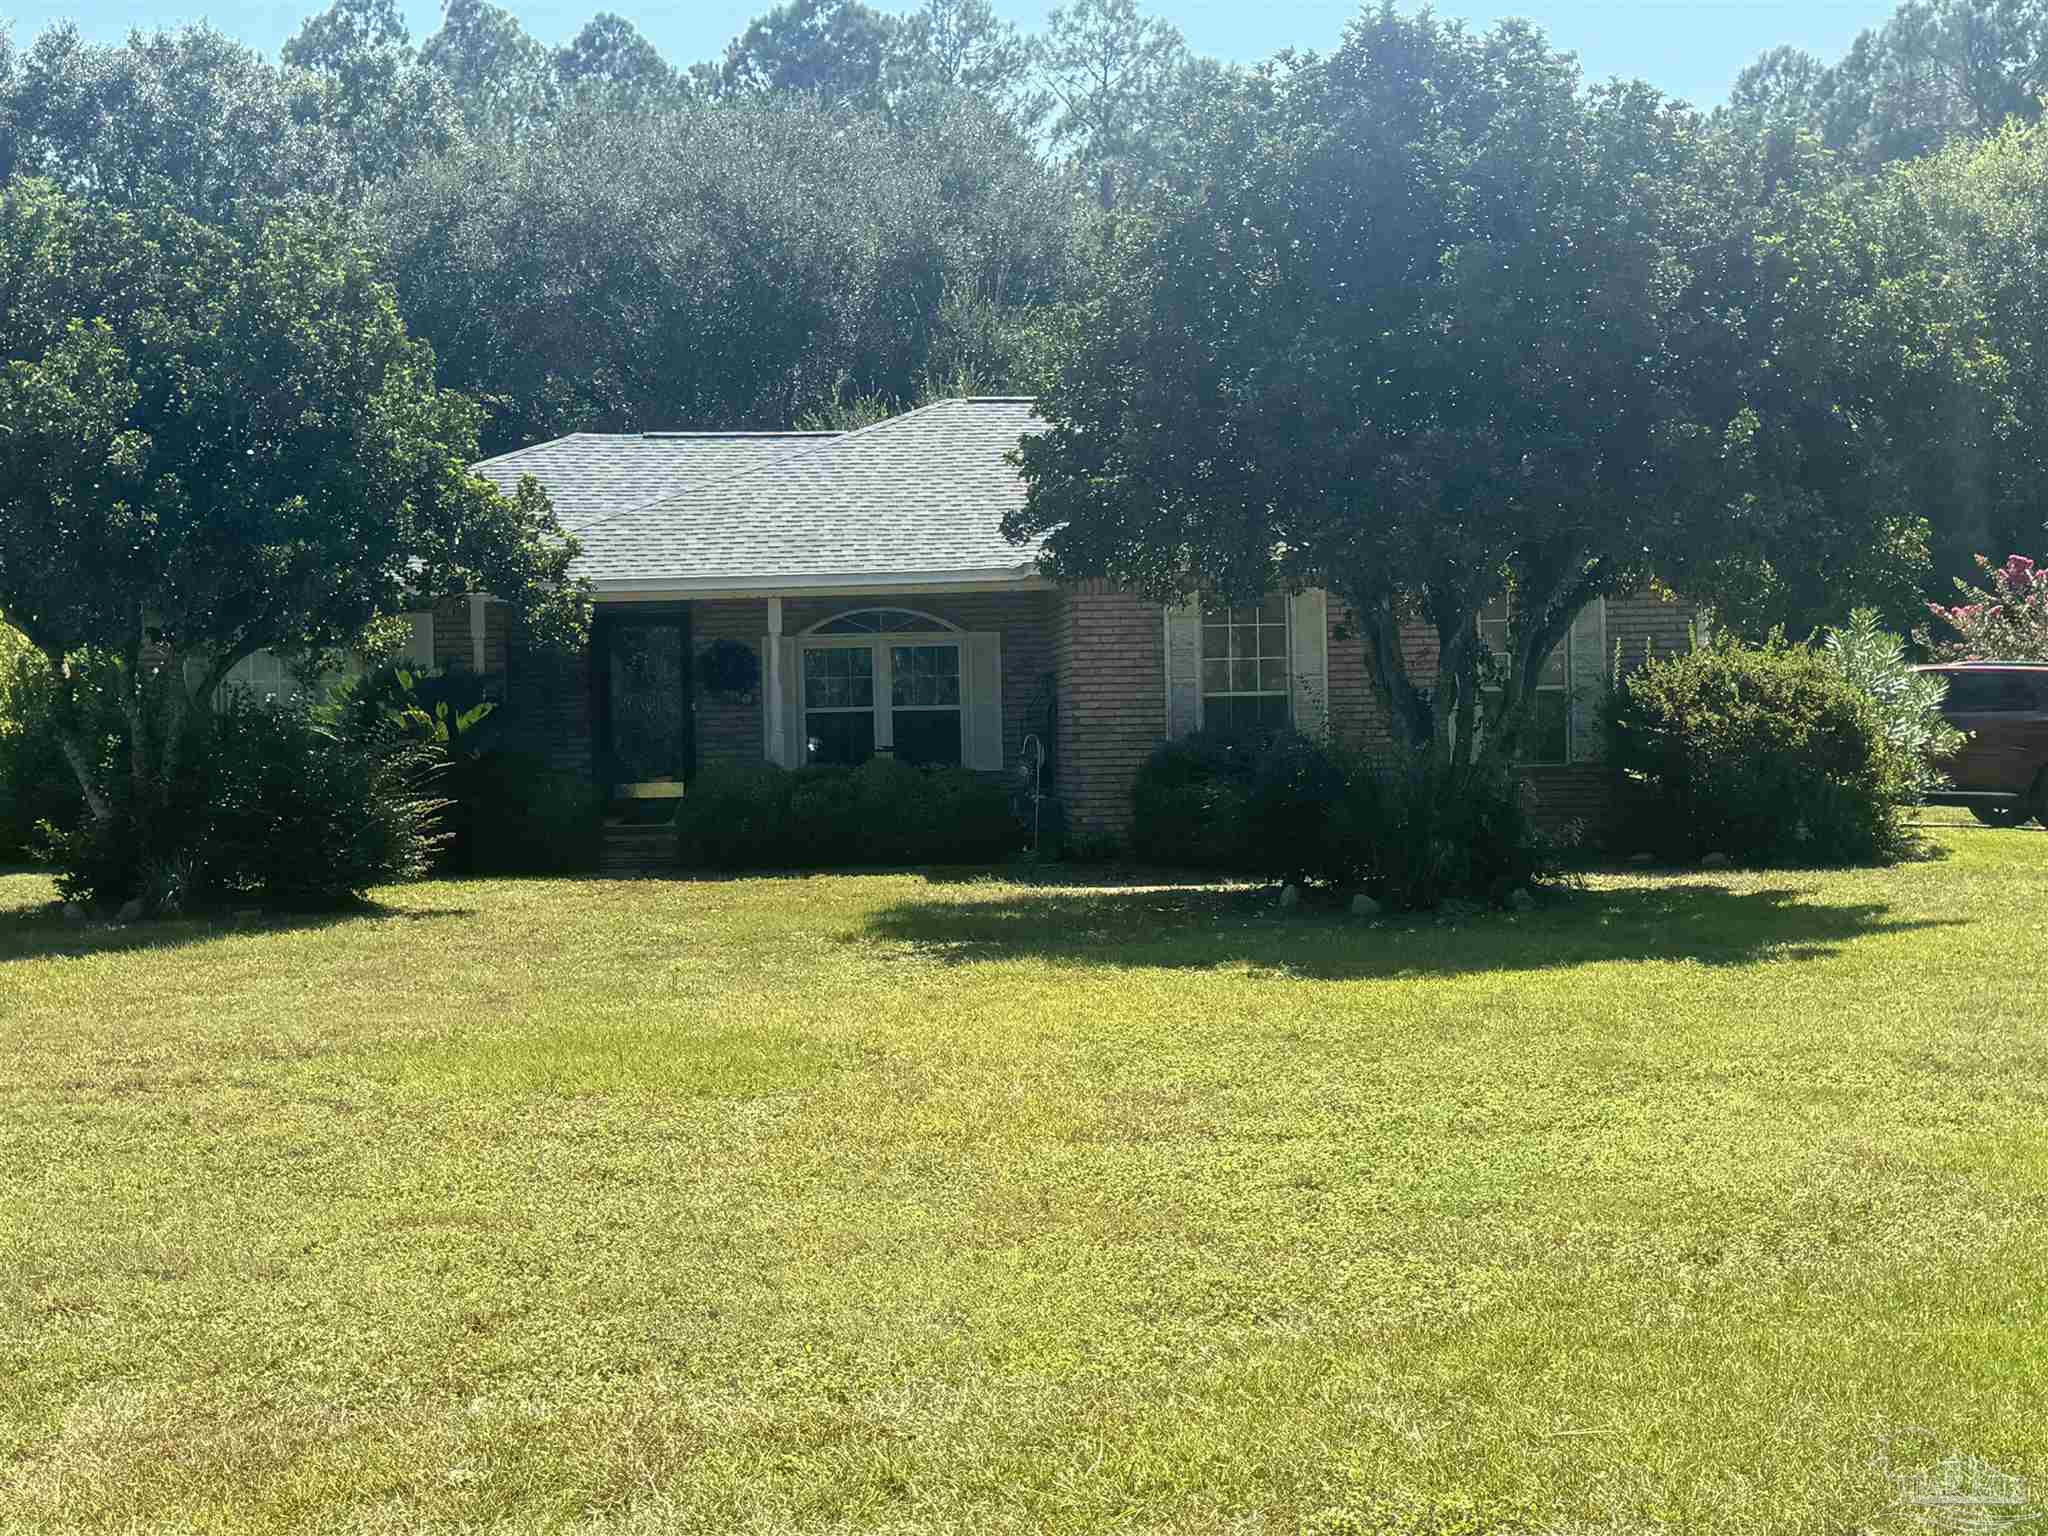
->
[3,825,2047,1534]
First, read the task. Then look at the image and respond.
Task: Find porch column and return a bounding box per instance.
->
[764,597,784,764]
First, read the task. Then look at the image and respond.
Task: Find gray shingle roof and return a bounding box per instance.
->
[470,431,836,534]
[557,399,1048,589]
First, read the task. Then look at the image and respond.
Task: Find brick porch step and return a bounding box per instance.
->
[600,818,677,876]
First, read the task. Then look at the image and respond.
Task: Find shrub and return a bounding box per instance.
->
[461,752,602,874]
[329,664,599,875]
[1130,728,1556,907]
[1327,753,1552,911]
[1605,635,1922,865]
[675,757,1022,870]
[0,631,84,861]
[1820,607,1965,801]
[42,691,446,910]
[1130,728,1347,872]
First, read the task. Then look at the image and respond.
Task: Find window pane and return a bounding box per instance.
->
[804,647,871,709]
[1259,658,1289,691]
[1259,623,1287,658]
[891,645,959,708]
[893,709,962,767]
[1231,658,1259,691]
[1942,671,2036,712]
[1202,658,1229,693]
[1202,624,1229,659]
[1206,692,1290,739]
[1537,644,1569,689]
[806,710,874,766]
[1229,627,1253,660]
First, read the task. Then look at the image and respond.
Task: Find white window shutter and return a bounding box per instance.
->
[777,637,804,768]
[403,610,435,667]
[963,632,1004,770]
[1164,597,1201,739]
[1567,597,1608,763]
[1288,589,1330,738]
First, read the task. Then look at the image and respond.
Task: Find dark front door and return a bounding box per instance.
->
[595,611,693,789]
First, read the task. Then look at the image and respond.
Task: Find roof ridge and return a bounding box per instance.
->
[639,430,841,440]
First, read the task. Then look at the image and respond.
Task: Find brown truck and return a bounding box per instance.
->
[1917,662,2048,826]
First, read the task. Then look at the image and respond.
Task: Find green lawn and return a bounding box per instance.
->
[3,826,2047,1534]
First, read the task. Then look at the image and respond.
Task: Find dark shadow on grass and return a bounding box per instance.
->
[858,880,1967,979]
[0,901,477,964]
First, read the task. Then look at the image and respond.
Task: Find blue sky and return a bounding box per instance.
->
[3,0,1896,109]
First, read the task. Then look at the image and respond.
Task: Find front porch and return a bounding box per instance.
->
[510,585,1061,861]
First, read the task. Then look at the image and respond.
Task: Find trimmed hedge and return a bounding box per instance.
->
[1605,636,1921,865]
[676,757,1022,869]
[1130,728,1554,909]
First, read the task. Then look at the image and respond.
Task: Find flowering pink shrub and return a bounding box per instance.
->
[1919,554,2048,661]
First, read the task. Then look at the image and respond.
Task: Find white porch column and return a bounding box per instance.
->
[763,597,784,763]
[468,594,488,673]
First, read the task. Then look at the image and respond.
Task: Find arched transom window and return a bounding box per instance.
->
[808,607,957,635]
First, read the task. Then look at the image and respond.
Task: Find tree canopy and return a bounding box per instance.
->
[0,178,586,821]
[1009,9,1979,770]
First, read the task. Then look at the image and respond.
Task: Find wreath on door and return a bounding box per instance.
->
[696,637,761,701]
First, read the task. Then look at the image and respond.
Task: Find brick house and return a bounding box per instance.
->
[437,397,1704,839]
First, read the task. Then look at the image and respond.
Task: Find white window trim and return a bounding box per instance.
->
[800,630,965,761]
[1478,599,1571,767]
[1197,599,1293,732]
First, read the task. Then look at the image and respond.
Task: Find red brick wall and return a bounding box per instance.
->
[506,632,594,780]
[1052,581,1165,835]
[690,599,769,773]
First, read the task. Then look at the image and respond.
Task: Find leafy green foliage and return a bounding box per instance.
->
[331,665,598,874]
[1129,729,1343,873]
[1606,637,1925,865]
[40,690,446,911]
[1034,0,1193,208]
[1012,8,1951,787]
[1726,0,2048,169]
[1130,729,1555,909]
[713,0,902,106]
[676,758,1021,868]
[1821,607,1967,799]
[0,623,79,861]
[370,95,1072,450]
[0,178,585,892]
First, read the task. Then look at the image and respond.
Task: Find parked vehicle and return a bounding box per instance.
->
[1916,663,2048,826]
